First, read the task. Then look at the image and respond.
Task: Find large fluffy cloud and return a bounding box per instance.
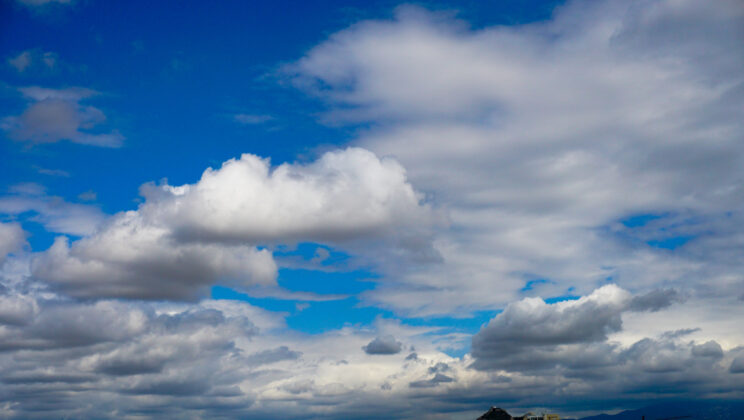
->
[472,285,630,368]
[290,0,744,315]
[465,285,743,410]
[32,147,433,300]
[470,284,686,371]
[140,147,432,244]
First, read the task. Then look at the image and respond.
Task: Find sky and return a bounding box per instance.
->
[0,0,743,418]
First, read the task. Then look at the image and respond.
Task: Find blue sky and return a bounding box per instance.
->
[1,0,564,342]
[1,0,744,418]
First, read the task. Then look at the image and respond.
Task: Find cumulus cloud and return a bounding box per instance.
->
[472,285,630,370]
[33,234,277,300]
[471,285,698,373]
[477,286,628,343]
[0,222,26,264]
[2,87,123,147]
[289,0,744,317]
[363,335,403,355]
[142,147,431,244]
[32,147,432,300]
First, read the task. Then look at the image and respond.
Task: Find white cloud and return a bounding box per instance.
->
[33,234,277,300]
[289,0,744,315]
[2,87,124,147]
[0,222,26,264]
[139,147,432,244]
[0,190,104,237]
[32,147,433,300]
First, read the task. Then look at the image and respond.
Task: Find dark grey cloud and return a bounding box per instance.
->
[471,285,628,370]
[409,373,454,388]
[2,372,96,385]
[244,346,302,365]
[470,285,728,380]
[691,341,724,359]
[0,295,263,418]
[730,355,744,374]
[0,284,741,419]
[362,335,403,355]
[660,328,701,339]
[629,289,684,312]
[94,356,166,376]
[123,378,211,396]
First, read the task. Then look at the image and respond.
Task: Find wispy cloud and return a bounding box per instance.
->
[0,185,104,236]
[2,87,124,147]
[34,166,71,177]
[7,50,58,73]
[234,113,274,125]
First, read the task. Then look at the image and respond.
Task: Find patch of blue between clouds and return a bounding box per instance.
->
[212,287,394,334]
[621,213,665,228]
[521,278,551,292]
[213,242,387,333]
[274,242,352,267]
[646,236,693,250]
[213,243,586,355]
[7,216,79,252]
[615,212,697,250]
[544,295,580,304]
[277,268,377,295]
